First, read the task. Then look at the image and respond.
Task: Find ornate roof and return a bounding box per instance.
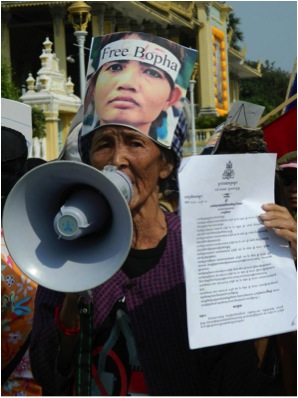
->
[228,47,262,79]
[1,1,201,28]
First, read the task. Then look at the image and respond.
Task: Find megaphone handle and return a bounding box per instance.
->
[75,300,94,396]
[79,289,93,298]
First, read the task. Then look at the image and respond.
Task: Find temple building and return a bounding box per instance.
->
[1,1,261,160]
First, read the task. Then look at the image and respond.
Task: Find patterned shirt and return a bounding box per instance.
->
[1,230,42,396]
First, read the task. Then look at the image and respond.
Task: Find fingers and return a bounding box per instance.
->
[260,203,297,260]
[273,227,297,244]
[260,204,296,231]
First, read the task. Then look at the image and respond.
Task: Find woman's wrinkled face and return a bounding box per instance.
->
[89,126,173,211]
[94,60,180,133]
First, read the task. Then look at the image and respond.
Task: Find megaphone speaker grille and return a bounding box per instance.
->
[3,161,133,292]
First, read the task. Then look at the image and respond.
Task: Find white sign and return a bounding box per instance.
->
[1,98,32,147]
[224,100,265,128]
[179,154,297,349]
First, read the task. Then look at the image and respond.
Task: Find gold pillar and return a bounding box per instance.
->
[44,110,60,161]
[60,113,75,149]
[229,79,239,104]
[91,3,107,37]
[219,7,231,109]
[50,6,67,78]
[91,14,101,37]
[196,4,217,115]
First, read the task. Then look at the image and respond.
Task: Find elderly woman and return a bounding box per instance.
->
[28,110,294,396]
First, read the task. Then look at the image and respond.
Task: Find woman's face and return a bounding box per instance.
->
[94,60,180,133]
[281,169,297,211]
[89,126,173,211]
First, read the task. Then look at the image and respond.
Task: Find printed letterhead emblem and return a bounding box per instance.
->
[222,160,235,180]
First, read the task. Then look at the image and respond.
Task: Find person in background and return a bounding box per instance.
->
[200,122,224,155]
[1,124,45,396]
[213,125,297,261]
[273,151,297,396]
[277,151,297,219]
[212,123,297,396]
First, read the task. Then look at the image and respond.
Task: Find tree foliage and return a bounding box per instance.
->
[195,60,291,128]
[227,12,244,51]
[1,58,20,100]
[31,107,46,138]
[239,60,291,117]
[226,11,291,119]
[195,114,226,129]
[1,58,46,138]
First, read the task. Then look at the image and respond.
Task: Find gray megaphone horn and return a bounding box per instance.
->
[2,161,133,293]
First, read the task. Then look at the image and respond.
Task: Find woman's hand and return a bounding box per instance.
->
[260,203,297,261]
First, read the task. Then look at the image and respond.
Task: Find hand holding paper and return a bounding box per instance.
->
[179,154,297,349]
[260,203,297,259]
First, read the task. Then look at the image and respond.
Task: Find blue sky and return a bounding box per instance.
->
[227,1,297,73]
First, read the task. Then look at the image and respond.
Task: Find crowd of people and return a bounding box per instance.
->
[1,31,297,396]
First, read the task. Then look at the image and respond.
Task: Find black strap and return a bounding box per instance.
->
[260,337,280,378]
[75,301,94,396]
[1,332,31,384]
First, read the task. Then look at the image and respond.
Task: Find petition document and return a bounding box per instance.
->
[179,154,297,349]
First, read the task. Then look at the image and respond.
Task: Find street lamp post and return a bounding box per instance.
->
[189,80,197,156]
[68,1,91,101]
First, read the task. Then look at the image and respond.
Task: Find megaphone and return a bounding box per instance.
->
[2,161,133,293]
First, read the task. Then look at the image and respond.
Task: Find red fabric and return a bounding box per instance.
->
[92,345,128,396]
[263,106,297,159]
[128,370,148,394]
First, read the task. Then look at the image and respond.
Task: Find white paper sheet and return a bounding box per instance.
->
[179,154,297,349]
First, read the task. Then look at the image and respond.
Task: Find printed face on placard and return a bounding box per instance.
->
[82,32,198,148]
[94,60,180,133]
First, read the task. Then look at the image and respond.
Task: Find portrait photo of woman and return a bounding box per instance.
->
[82,31,198,149]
